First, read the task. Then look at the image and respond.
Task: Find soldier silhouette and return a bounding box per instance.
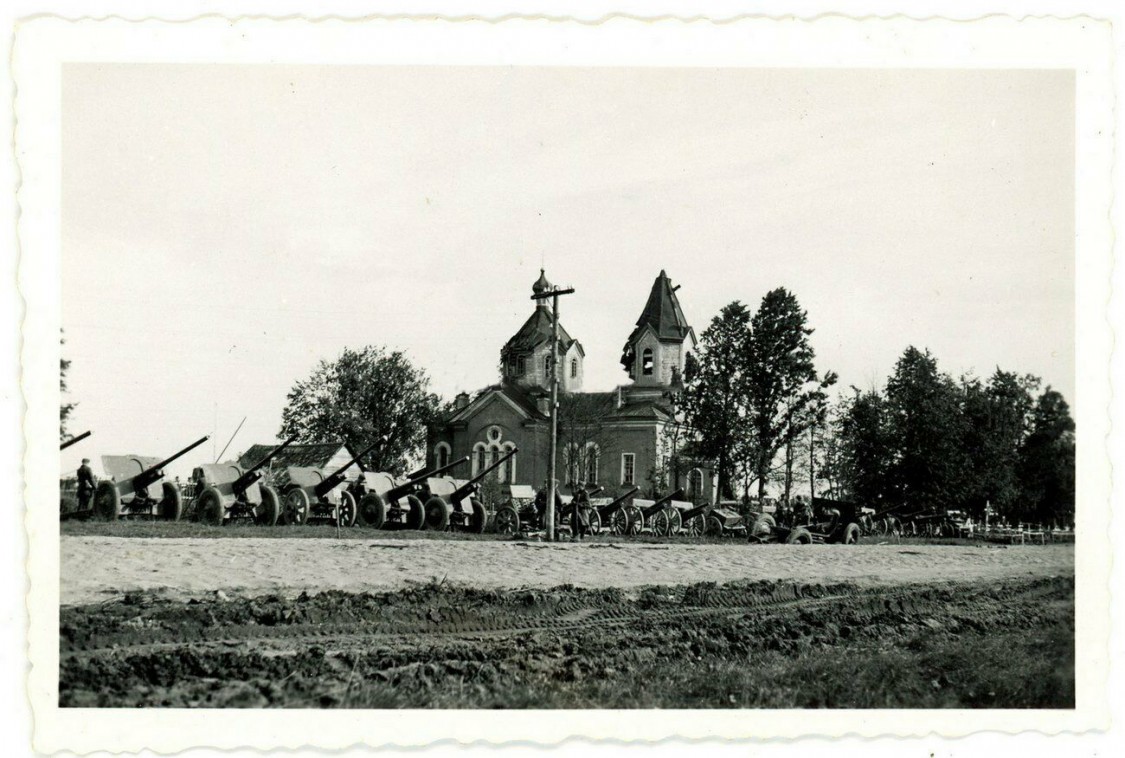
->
[570,484,592,539]
[534,479,563,531]
[76,458,96,512]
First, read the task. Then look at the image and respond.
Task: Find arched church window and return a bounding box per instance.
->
[642,348,654,376]
[434,442,451,470]
[585,445,599,485]
[689,469,704,501]
[472,443,489,476]
[501,443,517,484]
[564,444,581,486]
[570,358,578,378]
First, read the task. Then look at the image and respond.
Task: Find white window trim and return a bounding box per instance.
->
[689,467,704,497]
[434,442,452,469]
[584,442,600,485]
[621,452,636,486]
[502,442,517,483]
[472,442,486,476]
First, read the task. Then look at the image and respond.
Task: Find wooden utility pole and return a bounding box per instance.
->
[809,421,815,505]
[532,280,575,541]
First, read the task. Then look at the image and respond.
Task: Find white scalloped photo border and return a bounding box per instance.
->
[14,13,1113,754]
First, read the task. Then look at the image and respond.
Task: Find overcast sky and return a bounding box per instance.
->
[61,64,1074,477]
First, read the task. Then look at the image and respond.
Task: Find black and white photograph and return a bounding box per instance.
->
[10,10,1118,755]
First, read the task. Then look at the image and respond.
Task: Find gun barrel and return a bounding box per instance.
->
[641,488,686,516]
[328,438,382,480]
[247,435,297,473]
[136,435,210,483]
[450,448,517,501]
[145,436,211,472]
[60,431,92,451]
[384,456,470,502]
[411,455,469,484]
[681,503,711,521]
[314,437,384,498]
[597,487,639,516]
[233,435,297,491]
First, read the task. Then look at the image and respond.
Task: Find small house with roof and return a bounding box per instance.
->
[427,270,716,503]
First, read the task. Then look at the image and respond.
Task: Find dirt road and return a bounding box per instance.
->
[60,536,1074,606]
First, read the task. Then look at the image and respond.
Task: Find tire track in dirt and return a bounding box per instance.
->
[61,579,1066,661]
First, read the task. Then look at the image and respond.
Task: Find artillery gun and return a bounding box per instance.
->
[60,431,92,451]
[424,448,517,532]
[748,498,862,545]
[351,456,469,530]
[491,485,537,534]
[704,501,749,537]
[94,435,210,521]
[674,500,711,536]
[191,436,296,526]
[626,489,687,536]
[590,487,640,535]
[280,439,380,527]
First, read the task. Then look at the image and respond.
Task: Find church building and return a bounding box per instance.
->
[427,270,717,503]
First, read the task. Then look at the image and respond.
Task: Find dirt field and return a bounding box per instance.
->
[60,534,1074,606]
[59,575,1075,708]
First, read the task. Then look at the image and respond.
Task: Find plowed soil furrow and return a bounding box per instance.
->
[63,592,858,659]
[58,576,1075,709]
[61,578,1063,661]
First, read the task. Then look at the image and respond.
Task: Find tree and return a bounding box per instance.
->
[681,302,754,499]
[883,347,966,510]
[1017,388,1075,527]
[745,288,836,501]
[959,370,1039,521]
[60,329,76,441]
[279,346,442,474]
[836,388,894,506]
[557,393,618,491]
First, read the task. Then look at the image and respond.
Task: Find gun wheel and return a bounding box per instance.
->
[93,481,121,521]
[158,482,183,521]
[255,486,280,526]
[624,505,643,536]
[748,513,776,543]
[493,505,519,535]
[786,526,813,545]
[683,514,705,537]
[404,494,426,530]
[651,509,670,537]
[337,491,358,528]
[469,498,488,533]
[282,487,310,526]
[197,487,225,526]
[359,493,387,529]
[608,508,629,535]
[587,509,602,536]
[424,497,452,531]
[704,515,723,537]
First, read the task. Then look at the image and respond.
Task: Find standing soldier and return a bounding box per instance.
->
[76,458,96,513]
[570,484,591,540]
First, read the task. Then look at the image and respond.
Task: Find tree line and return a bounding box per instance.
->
[679,290,1075,527]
